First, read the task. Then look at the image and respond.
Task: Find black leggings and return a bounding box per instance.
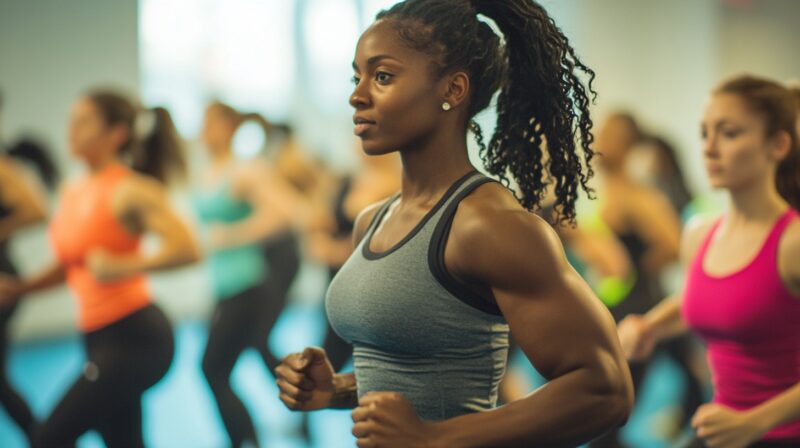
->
[203,231,300,448]
[33,304,174,448]
[0,249,35,442]
[1,303,35,442]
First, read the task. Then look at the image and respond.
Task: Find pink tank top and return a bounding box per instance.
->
[682,209,800,442]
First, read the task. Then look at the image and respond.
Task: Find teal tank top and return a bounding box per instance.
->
[193,181,267,300]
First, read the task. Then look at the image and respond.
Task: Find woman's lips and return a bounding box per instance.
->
[355,123,372,136]
[354,120,375,136]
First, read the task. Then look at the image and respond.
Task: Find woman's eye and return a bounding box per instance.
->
[722,129,741,139]
[375,72,393,84]
[351,75,361,85]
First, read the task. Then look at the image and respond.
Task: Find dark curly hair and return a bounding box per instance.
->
[376,0,597,224]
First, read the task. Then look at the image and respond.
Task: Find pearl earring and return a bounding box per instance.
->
[442,102,451,111]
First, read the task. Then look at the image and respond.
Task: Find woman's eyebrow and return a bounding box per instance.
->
[352,54,403,71]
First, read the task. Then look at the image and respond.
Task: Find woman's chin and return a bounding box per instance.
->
[707,177,728,190]
[360,141,396,157]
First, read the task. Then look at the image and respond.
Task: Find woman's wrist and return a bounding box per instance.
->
[640,315,660,342]
[746,403,780,435]
[17,274,47,297]
[111,254,149,278]
[330,373,358,409]
[422,421,448,448]
[643,297,684,342]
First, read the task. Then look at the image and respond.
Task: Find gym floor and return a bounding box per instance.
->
[0,301,702,448]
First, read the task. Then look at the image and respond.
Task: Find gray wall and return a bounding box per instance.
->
[1,0,140,168]
[0,0,215,340]
[718,0,800,82]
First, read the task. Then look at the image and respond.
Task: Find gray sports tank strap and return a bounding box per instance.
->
[428,174,501,315]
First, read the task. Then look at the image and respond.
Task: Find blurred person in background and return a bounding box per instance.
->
[194,102,302,448]
[589,112,705,447]
[619,75,800,448]
[0,89,199,447]
[630,135,695,218]
[0,91,59,445]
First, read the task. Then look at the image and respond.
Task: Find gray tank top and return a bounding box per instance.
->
[326,171,510,421]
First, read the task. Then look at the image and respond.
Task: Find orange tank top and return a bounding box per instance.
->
[49,163,150,332]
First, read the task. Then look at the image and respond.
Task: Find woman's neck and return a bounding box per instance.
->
[727,175,789,226]
[602,163,632,182]
[398,125,474,205]
[210,149,234,169]
[85,152,118,175]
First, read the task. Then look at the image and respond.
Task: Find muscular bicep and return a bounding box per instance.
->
[448,203,625,384]
[491,223,623,381]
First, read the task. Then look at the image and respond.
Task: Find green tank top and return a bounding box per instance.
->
[193,181,267,300]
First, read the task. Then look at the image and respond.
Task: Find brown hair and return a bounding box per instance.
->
[86,90,186,184]
[206,101,272,150]
[609,111,643,148]
[789,84,800,110]
[714,75,800,210]
[207,101,243,127]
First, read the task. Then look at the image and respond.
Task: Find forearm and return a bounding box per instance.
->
[330,373,358,409]
[643,248,678,276]
[214,215,291,250]
[571,232,629,279]
[643,295,688,342]
[143,245,200,271]
[115,240,200,276]
[433,367,631,447]
[19,263,66,296]
[0,209,45,242]
[748,382,800,433]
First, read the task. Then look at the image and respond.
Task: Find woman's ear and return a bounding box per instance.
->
[442,71,470,110]
[109,123,131,151]
[770,130,792,163]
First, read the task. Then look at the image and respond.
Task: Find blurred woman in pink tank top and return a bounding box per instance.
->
[618,76,800,448]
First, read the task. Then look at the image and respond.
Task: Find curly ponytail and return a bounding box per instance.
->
[377,0,597,223]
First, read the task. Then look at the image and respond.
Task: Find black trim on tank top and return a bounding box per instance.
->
[362,170,479,261]
[428,176,504,316]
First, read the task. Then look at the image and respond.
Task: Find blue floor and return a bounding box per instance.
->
[1,302,705,447]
